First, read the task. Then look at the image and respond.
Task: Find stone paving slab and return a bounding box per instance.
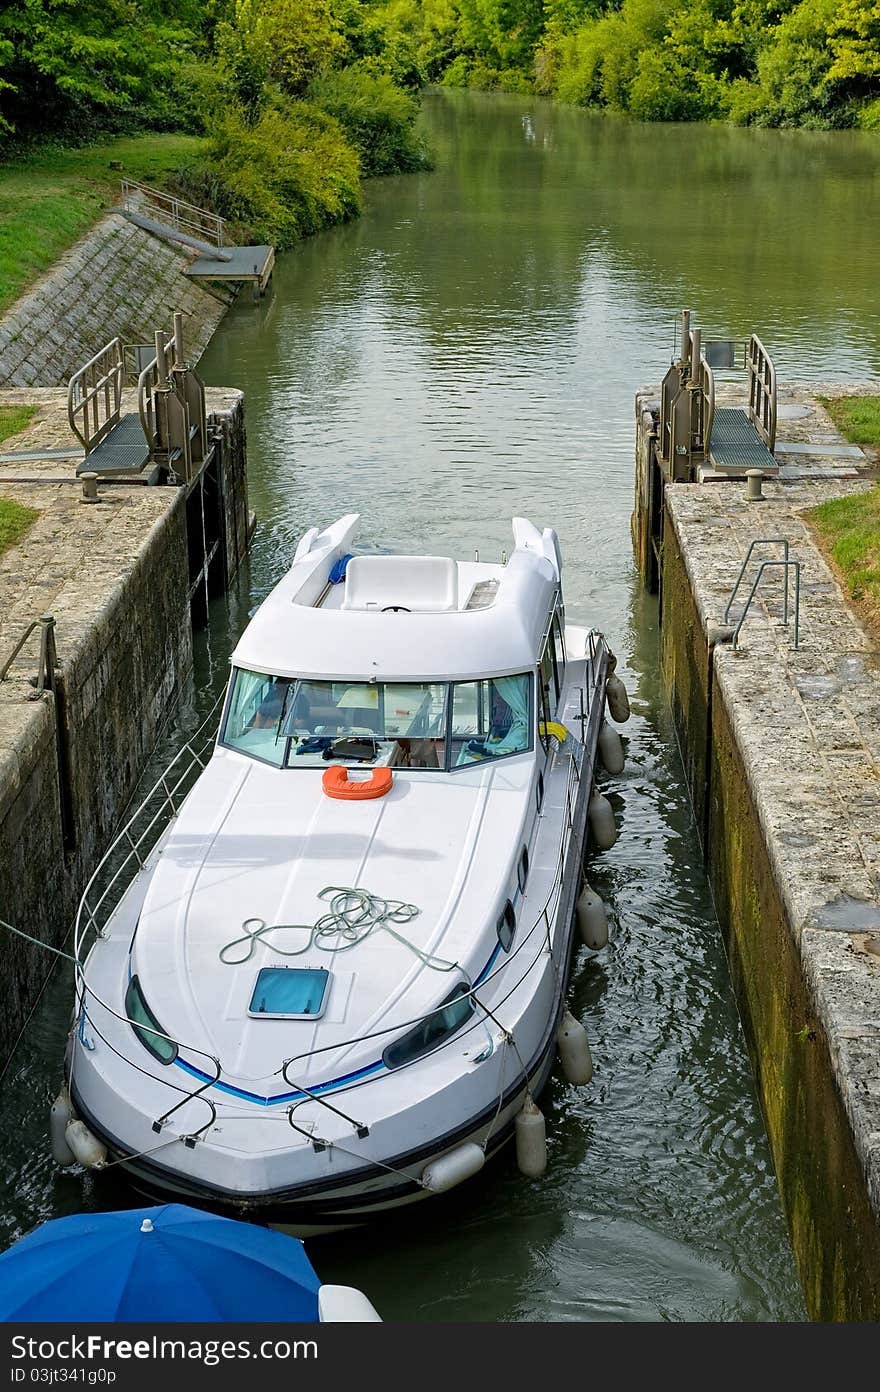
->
[666,468,880,1214]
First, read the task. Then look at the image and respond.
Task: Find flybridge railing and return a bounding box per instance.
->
[70,642,608,1151]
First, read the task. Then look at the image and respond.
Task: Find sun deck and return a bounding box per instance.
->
[232,515,563,683]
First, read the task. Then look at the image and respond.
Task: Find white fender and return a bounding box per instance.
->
[598,721,625,775]
[318,1286,382,1322]
[50,1086,75,1167]
[515,1095,547,1177]
[65,1120,107,1170]
[421,1142,485,1193]
[588,792,618,849]
[576,882,609,950]
[556,1010,593,1085]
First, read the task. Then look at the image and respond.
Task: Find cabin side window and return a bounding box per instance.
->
[382,983,475,1069]
[449,674,532,766]
[221,668,291,767]
[125,976,177,1065]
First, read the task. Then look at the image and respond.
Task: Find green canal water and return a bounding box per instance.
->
[8,90,880,1320]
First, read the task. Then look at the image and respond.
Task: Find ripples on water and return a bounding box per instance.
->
[12,88,880,1319]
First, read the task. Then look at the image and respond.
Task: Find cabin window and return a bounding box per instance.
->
[497,900,516,952]
[540,640,556,724]
[220,668,291,767]
[125,976,177,1065]
[449,674,532,766]
[221,670,532,771]
[517,846,529,894]
[539,648,555,752]
[382,983,475,1069]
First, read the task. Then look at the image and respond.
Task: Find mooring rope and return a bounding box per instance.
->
[219,885,458,974]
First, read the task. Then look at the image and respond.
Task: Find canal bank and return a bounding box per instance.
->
[634,374,880,1318]
[0,212,231,390]
[0,386,249,1064]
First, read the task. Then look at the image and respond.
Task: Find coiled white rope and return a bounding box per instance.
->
[219,885,459,973]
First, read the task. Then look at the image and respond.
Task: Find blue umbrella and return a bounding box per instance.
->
[0,1204,321,1322]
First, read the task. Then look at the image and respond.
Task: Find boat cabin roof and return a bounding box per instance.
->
[232,515,563,681]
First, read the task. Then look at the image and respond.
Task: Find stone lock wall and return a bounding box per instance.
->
[658,493,880,1320]
[708,684,880,1320]
[0,395,248,1064]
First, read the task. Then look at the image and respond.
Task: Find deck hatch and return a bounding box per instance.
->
[248,967,331,1019]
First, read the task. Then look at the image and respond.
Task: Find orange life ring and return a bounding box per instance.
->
[322,766,393,800]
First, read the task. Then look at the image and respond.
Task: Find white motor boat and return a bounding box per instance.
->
[62,515,623,1230]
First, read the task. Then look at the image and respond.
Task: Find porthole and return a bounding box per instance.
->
[497,900,516,953]
[517,846,529,894]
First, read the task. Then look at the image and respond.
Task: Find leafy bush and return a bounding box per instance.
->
[309,66,428,175]
[178,98,361,247]
[214,0,347,114]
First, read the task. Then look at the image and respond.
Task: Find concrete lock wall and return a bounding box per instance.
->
[0,396,248,1065]
[658,500,880,1320]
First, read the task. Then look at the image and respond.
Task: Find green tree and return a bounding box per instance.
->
[0,0,203,141]
[214,0,347,116]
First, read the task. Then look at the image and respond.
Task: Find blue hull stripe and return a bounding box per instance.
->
[174,1056,386,1105]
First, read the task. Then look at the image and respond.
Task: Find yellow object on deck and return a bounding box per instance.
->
[539,720,568,743]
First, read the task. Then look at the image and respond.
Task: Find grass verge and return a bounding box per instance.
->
[806,395,880,642]
[0,134,207,315]
[819,395,880,446]
[0,498,39,557]
[0,404,37,443]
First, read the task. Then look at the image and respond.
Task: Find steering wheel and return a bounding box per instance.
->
[381,605,411,612]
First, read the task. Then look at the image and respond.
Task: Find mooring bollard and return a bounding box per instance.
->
[80,471,100,503]
[746,468,764,501]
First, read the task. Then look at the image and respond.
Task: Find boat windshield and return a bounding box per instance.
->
[220,670,533,771]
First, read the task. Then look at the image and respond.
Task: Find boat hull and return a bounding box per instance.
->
[66,640,609,1234]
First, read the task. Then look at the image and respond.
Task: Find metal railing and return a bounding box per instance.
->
[121,179,226,249]
[67,338,124,452]
[723,539,800,649]
[0,614,57,695]
[137,313,208,481]
[747,334,777,451]
[659,314,778,474]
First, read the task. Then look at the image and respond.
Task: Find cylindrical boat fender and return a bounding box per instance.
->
[576,882,609,950]
[588,791,617,850]
[50,1086,75,1167]
[605,673,631,723]
[598,721,625,775]
[515,1095,547,1177]
[421,1142,485,1193]
[556,1010,593,1085]
[64,1119,107,1170]
[318,1286,383,1322]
